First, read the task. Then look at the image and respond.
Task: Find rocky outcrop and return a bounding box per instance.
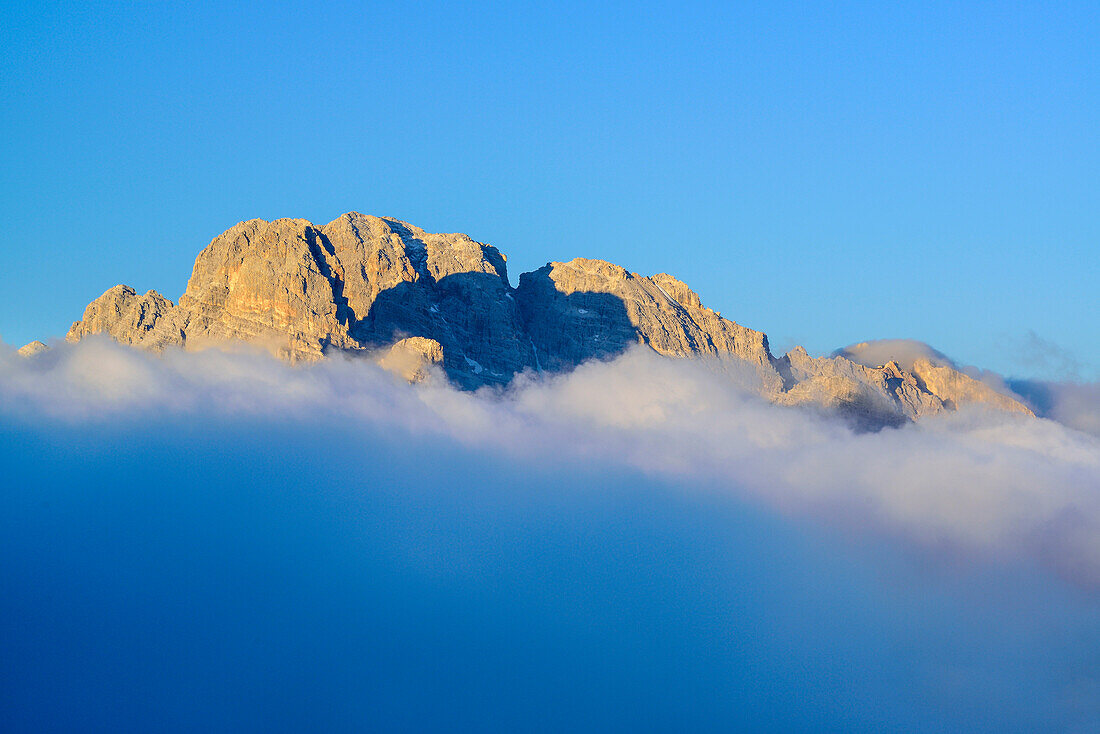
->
[775,344,1033,426]
[834,339,953,371]
[515,259,782,392]
[67,213,536,385]
[379,337,445,383]
[324,214,534,387]
[776,347,945,428]
[170,218,352,359]
[17,340,49,357]
[67,285,180,349]
[910,359,1033,416]
[64,211,1034,425]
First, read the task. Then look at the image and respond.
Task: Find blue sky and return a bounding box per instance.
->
[1,1,1097,379]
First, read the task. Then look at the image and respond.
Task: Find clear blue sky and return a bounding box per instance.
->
[2,1,1097,379]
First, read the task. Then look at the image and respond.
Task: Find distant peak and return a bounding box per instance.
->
[834,339,954,371]
[17,340,49,357]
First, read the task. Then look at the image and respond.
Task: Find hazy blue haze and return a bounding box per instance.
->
[1,1,1098,378]
[2,341,1099,730]
[3,411,1097,732]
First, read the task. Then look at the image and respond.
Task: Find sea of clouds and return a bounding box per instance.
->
[2,338,1098,731]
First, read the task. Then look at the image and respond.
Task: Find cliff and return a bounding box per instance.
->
[65,212,1033,425]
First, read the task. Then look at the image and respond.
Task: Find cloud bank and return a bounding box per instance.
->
[2,339,1099,731]
[4,338,1098,585]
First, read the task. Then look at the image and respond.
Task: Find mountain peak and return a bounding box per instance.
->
[835,339,954,371]
[63,213,1034,426]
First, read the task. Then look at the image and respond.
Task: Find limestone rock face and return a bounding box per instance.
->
[173,217,352,360]
[320,213,535,388]
[777,346,955,427]
[910,359,1033,416]
[62,211,1036,425]
[777,347,913,428]
[516,258,783,392]
[834,339,953,371]
[378,336,445,383]
[882,360,947,418]
[66,213,536,384]
[67,285,180,348]
[17,340,49,357]
[776,345,1032,426]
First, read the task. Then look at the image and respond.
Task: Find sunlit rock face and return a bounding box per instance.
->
[16,340,49,357]
[67,213,535,384]
[835,338,954,371]
[515,258,783,393]
[67,285,179,349]
[827,340,1034,419]
[321,214,535,387]
[378,336,445,383]
[65,212,1033,423]
[909,359,1033,416]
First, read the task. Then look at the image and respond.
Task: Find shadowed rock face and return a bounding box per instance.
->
[67,213,535,384]
[331,215,534,387]
[65,212,1034,425]
[515,259,780,395]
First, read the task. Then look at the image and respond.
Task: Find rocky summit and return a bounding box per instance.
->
[64,212,1033,427]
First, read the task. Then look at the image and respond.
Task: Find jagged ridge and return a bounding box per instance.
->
[62,212,1033,426]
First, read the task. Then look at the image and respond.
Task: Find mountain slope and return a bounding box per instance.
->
[63,212,1033,425]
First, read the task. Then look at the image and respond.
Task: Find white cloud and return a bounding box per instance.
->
[3,338,1100,730]
[4,338,1099,587]
[1010,378,1100,438]
[1010,330,1090,381]
[834,338,955,369]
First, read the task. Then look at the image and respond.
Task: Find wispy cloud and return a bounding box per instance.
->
[3,338,1099,587]
[1010,329,1091,381]
[2,338,1099,731]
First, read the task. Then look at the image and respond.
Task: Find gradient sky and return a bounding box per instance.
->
[1,1,1097,379]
